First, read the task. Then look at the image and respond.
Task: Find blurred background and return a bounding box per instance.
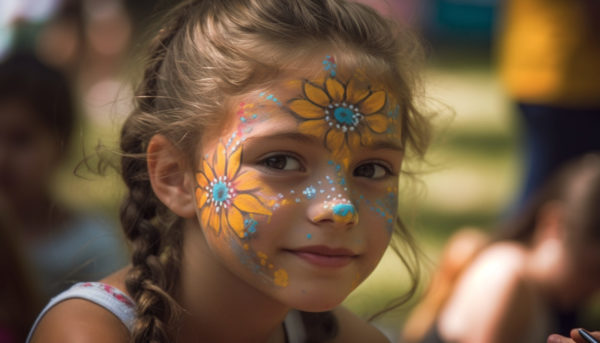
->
[0,0,598,342]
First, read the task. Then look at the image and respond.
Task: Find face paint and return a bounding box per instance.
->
[332,203,356,218]
[196,141,272,238]
[302,186,317,199]
[283,59,402,233]
[195,139,293,287]
[287,76,397,163]
[273,269,289,287]
[258,92,283,107]
[323,55,337,77]
[193,54,404,311]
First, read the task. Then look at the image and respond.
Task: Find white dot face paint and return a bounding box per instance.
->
[193,55,404,312]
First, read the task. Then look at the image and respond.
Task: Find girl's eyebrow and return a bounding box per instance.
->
[244,132,404,152]
[244,132,320,145]
[366,140,404,152]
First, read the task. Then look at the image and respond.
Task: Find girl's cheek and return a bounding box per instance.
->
[354,185,398,234]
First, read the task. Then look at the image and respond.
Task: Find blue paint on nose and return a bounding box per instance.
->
[332,203,355,217]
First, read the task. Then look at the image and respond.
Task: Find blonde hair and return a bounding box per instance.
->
[120,0,431,341]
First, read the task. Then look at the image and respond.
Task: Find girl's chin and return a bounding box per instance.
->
[280,292,347,312]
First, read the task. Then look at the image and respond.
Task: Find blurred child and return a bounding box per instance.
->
[0,52,128,300]
[402,154,600,343]
[26,0,433,342]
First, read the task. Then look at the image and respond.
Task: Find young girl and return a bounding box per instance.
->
[27,0,431,342]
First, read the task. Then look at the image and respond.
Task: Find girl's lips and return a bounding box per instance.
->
[286,245,358,268]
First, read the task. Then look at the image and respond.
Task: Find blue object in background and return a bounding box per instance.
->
[422,0,499,53]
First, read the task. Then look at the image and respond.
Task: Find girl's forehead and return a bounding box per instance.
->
[241,68,396,110]
[217,64,403,160]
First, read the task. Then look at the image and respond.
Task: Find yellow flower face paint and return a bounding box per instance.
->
[196,141,272,238]
[287,74,402,168]
[195,138,287,287]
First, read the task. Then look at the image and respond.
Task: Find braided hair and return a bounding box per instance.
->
[120,3,192,341]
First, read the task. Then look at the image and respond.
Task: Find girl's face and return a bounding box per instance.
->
[193,56,403,311]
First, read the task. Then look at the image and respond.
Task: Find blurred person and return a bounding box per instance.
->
[0,52,128,301]
[400,153,600,343]
[498,0,600,209]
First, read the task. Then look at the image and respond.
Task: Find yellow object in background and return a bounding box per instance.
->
[499,0,600,107]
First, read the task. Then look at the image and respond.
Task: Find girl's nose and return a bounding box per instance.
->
[309,200,359,228]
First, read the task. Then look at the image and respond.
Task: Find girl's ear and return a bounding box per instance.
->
[147,134,196,218]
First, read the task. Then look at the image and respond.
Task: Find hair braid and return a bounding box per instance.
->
[120,5,190,342]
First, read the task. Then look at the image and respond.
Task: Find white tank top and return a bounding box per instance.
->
[27,282,306,343]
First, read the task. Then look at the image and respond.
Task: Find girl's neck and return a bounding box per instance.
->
[178,220,290,343]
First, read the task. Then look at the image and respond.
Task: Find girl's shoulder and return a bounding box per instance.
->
[28,296,130,343]
[28,269,132,343]
[331,306,390,343]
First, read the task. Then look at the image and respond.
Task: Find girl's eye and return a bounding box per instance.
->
[353,163,390,179]
[260,154,303,171]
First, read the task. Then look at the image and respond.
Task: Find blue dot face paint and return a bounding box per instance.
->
[323,55,337,77]
[303,186,317,199]
[244,219,258,236]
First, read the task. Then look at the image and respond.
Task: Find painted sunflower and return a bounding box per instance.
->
[196,142,271,238]
[287,77,390,152]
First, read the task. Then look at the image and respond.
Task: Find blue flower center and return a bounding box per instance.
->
[333,107,355,125]
[324,103,363,132]
[212,182,229,202]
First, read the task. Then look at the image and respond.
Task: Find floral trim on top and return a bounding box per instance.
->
[79,282,135,308]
